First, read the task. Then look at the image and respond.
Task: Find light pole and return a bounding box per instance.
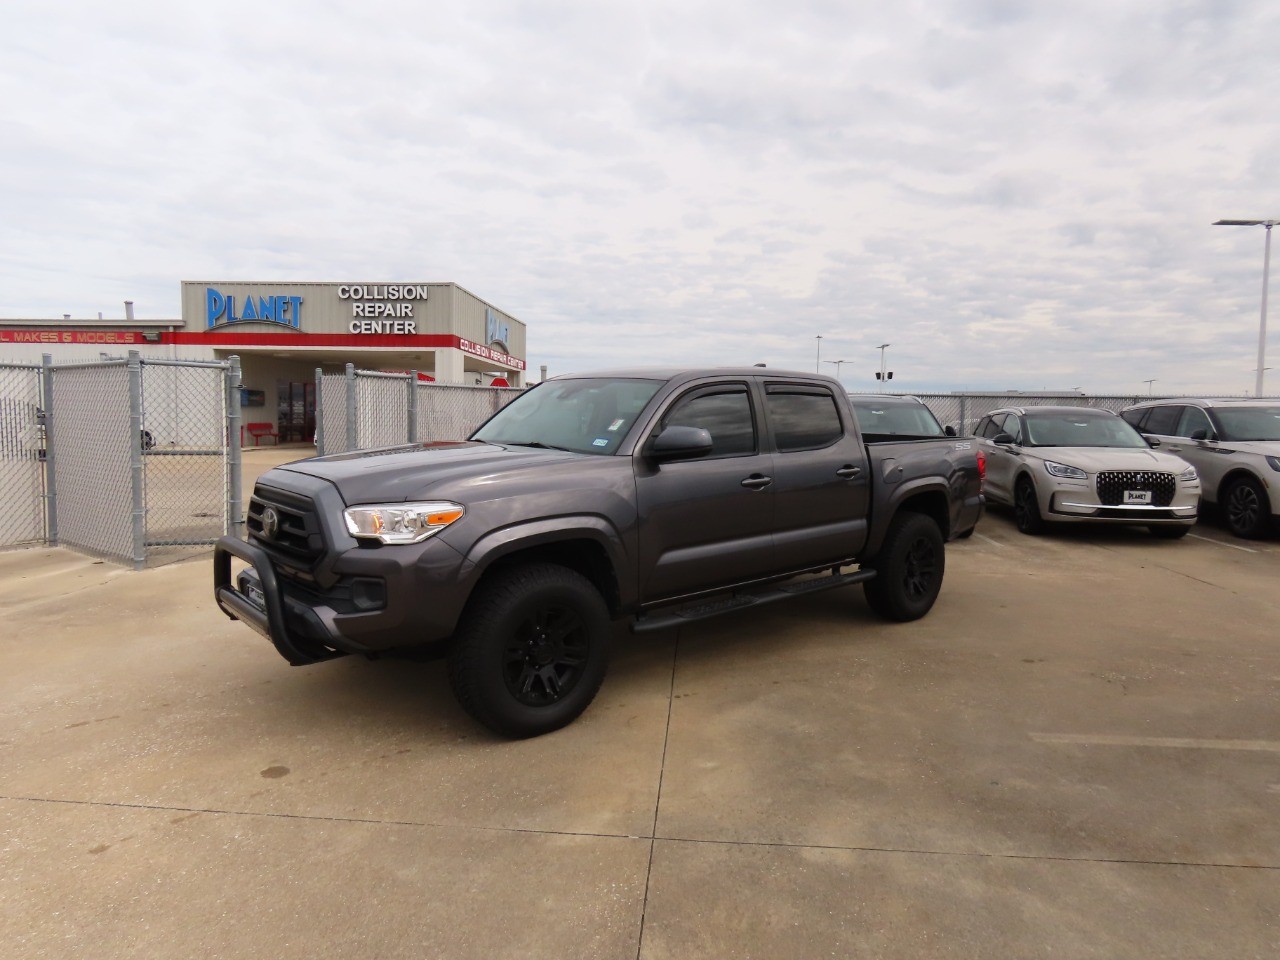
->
[1213,218,1277,397]
[823,359,850,383]
[815,335,823,373]
[1143,378,1157,395]
[876,343,891,383]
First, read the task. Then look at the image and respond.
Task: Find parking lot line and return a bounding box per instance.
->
[1187,534,1258,553]
[973,533,1004,547]
[1031,733,1280,753]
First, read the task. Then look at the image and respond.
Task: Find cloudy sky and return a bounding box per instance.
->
[3,0,1279,394]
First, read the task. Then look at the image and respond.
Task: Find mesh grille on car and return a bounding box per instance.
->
[1096,471,1176,507]
[247,487,324,566]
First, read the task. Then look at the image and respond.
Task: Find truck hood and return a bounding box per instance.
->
[1024,446,1191,474]
[274,441,586,505]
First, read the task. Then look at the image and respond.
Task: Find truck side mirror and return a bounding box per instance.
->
[649,425,713,462]
[944,425,957,437]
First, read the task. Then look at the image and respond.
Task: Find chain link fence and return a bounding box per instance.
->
[0,351,243,568]
[316,365,524,455]
[0,363,46,548]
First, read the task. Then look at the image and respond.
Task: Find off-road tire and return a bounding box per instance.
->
[448,563,611,738]
[863,512,946,622]
[1223,476,1272,540]
[1013,477,1046,535]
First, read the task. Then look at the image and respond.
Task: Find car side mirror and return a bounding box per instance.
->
[1189,428,1208,442]
[649,425,713,462]
[1144,434,1161,448]
[993,432,1016,446]
[944,425,957,437]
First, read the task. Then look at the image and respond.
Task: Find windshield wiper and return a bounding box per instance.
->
[503,441,574,451]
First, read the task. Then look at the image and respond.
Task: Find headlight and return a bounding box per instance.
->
[1179,466,1199,481]
[1267,456,1280,472]
[344,501,464,544]
[1044,460,1087,480]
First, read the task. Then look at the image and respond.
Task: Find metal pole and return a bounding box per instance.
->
[815,335,822,373]
[408,369,419,443]
[345,362,357,452]
[227,355,243,537]
[314,367,324,456]
[42,353,57,545]
[1257,224,1272,397]
[128,350,145,569]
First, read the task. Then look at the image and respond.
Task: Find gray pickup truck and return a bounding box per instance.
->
[215,368,983,737]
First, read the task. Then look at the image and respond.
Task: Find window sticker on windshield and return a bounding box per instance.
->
[607,418,625,432]
[592,438,609,447]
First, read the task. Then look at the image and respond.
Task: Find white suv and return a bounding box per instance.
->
[974,406,1200,538]
[1120,398,1280,539]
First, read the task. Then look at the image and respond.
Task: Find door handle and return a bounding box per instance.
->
[740,475,773,490]
[836,465,862,479]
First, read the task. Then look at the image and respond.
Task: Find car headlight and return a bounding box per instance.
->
[1267,456,1280,473]
[1179,466,1199,481]
[1044,460,1087,480]
[343,501,465,544]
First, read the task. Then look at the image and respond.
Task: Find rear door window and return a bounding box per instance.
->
[765,387,843,451]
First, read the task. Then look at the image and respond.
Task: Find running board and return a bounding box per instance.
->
[632,568,877,634]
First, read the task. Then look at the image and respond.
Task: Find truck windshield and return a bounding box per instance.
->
[1023,413,1148,448]
[1213,406,1280,442]
[471,378,663,455]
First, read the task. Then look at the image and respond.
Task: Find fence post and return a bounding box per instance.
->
[958,394,967,436]
[314,367,324,456]
[408,369,419,443]
[226,355,244,537]
[41,353,58,546]
[345,362,357,452]
[128,350,145,570]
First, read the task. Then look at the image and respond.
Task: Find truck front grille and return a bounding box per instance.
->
[1096,471,1175,507]
[247,487,325,567]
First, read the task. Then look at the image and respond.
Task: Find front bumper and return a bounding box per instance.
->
[214,536,360,665]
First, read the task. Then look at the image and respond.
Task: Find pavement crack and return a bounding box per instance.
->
[636,629,679,960]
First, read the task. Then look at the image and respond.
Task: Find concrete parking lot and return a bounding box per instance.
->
[2,457,1278,958]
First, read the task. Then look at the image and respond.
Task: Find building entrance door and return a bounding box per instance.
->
[277,380,315,443]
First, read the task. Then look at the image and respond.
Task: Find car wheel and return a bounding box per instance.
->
[448,563,611,738]
[1148,524,1192,540]
[863,512,946,622]
[1223,476,1272,539]
[1013,477,1046,535]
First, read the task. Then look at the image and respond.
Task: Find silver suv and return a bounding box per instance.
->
[1120,398,1280,539]
[974,406,1200,538]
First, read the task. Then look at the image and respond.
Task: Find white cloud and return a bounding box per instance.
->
[2,0,1280,393]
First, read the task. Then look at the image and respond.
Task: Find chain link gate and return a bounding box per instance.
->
[315,364,524,455]
[0,363,46,548]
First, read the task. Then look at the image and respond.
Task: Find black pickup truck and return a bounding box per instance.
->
[215,368,983,737]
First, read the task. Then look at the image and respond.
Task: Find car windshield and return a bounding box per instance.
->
[847,400,945,437]
[1022,413,1148,448]
[1212,406,1280,442]
[471,377,662,455]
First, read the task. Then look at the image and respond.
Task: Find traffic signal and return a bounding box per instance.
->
[875,371,894,380]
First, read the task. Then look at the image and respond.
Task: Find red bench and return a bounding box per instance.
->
[244,422,278,446]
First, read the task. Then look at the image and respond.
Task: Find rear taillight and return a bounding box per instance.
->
[976,450,987,485]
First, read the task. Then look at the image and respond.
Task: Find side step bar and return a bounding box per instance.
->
[632,568,877,634]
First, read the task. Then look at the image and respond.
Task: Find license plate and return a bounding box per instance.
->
[243,579,266,611]
[1123,490,1152,505]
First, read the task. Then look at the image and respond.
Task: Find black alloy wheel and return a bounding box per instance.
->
[502,604,589,707]
[449,563,611,738]
[1013,478,1046,535]
[1224,476,1271,539]
[863,511,946,622]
